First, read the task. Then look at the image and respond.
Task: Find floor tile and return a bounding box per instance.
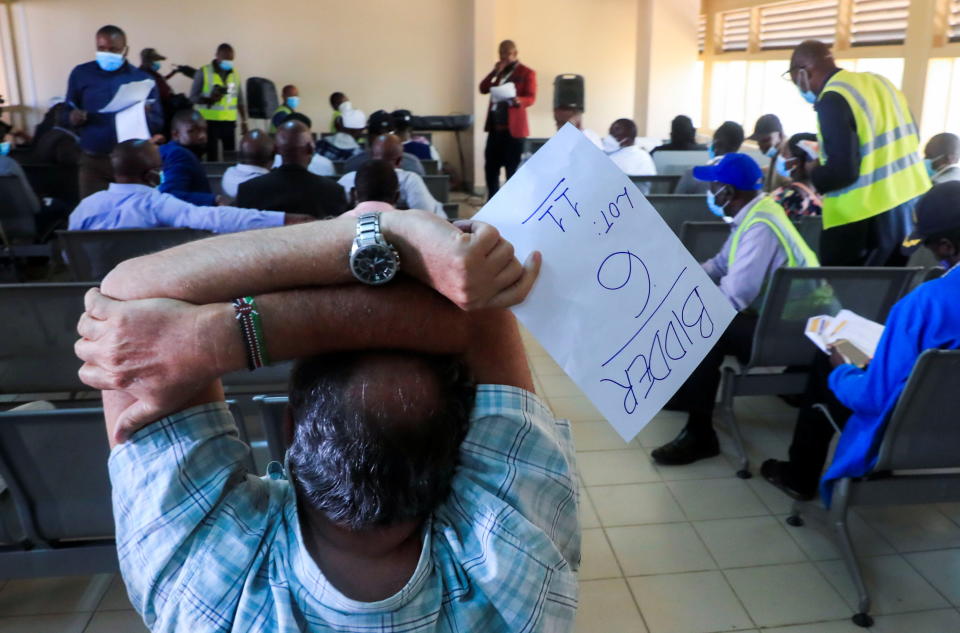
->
[780,510,894,561]
[572,421,632,451]
[548,396,604,422]
[649,450,736,481]
[856,505,960,552]
[936,502,960,526]
[666,479,768,521]
[634,412,686,449]
[868,608,960,633]
[629,571,753,633]
[95,576,132,612]
[816,555,949,615]
[0,613,90,633]
[575,579,648,633]
[746,477,796,515]
[84,610,148,633]
[538,374,583,399]
[588,483,686,526]
[761,619,865,632]
[724,562,850,627]
[693,516,807,568]
[906,548,960,606]
[579,489,601,529]
[606,523,716,576]
[0,575,112,616]
[578,450,661,486]
[579,528,621,580]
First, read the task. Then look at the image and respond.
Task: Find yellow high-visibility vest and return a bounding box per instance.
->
[816,70,930,229]
[728,196,820,270]
[269,105,292,134]
[197,63,239,122]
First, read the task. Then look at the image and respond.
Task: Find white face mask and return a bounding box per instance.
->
[602,134,622,153]
[338,101,353,112]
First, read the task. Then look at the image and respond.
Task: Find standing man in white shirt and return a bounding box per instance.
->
[221,130,274,199]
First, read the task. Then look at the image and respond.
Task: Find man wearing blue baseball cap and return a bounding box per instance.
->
[653,153,820,466]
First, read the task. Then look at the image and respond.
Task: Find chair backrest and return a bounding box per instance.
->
[749,266,920,368]
[523,137,549,156]
[0,282,95,394]
[206,174,224,196]
[58,228,212,282]
[255,395,290,463]
[652,150,710,176]
[20,163,80,205]
[629,174,680,195]
[443,203,459,220]
[680,221,731,263]
[873,350,960,471]
[0,407,113,543]
[0,175,38,241]
[421,159,439,176]
[646,194,712,235]
[202,162,232,176]
[423,175,450,203]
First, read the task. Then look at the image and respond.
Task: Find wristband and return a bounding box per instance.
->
[232,296,270,371]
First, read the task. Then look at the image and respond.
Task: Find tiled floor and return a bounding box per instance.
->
[4,331,960,632]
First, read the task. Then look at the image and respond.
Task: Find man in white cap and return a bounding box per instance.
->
[318,108,366,161]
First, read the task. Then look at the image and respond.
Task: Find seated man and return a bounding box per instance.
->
[267,114,336,177]
[392,109,442,165]
[924,132,960,185]
[74,210,577,632]
[69,139,310,231]
[602,118,656,189]
[346,158,400,211]
[771,132,822,218]
[675,120,745,194]
[652,153,819,465]
[158,109,220,206]
[343,110,426,176]
[328,90,349,132]
[270,84,300,134]
[763,181,960,501]
[236,120,347,218]
[317,107,366,162]
[221,130,274,198]
[553,105,602,148]
[747,114,788,192]
[338,134,445,217]
[651,115,707,154]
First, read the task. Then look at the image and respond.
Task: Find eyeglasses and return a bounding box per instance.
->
[781,65,805,82]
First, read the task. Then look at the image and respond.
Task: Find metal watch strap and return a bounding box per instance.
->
[355,212,385,249]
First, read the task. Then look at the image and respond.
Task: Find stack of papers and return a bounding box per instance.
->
[805,309,885,367]
[99,78,155,142]
[490,83,517,104]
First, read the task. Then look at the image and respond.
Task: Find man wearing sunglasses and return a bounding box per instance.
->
[785,40,930,267]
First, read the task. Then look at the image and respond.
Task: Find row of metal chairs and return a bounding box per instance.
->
[202,159,441,178]
[204,172,453,204]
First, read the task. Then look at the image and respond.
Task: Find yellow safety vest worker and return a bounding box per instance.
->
[197,63,240,122]
[815,70,930,229]
[269,104,292,134]
[728,196,820,270]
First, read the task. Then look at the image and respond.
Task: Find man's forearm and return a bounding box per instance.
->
[201,280,470,375]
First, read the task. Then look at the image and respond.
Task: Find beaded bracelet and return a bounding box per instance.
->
[232,296,270,371]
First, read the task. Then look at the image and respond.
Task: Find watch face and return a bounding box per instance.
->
[350,244,397,285]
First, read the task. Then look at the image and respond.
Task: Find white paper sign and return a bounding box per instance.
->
[473,124,737,441]
[114,103,150,142]
[98,79,155,114]
[490,83,517,104]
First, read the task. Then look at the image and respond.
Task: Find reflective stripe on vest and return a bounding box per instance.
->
[815,70,930,229]
[197,64,239,122]
[728,197,820,270]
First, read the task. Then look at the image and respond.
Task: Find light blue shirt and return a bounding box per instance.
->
[68,183,285,233]
[109,385,580,632]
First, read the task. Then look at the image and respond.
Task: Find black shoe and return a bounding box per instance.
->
[651,428,720,465]
[761,459,816,501]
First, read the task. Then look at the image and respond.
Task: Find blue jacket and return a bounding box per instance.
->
[64,60,163,155]
[821,265,960,504]
[158,141,216,206]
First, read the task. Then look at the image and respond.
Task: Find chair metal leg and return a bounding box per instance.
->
[830,479,873,628]
[720,367,751,478]
[786,498,805,527]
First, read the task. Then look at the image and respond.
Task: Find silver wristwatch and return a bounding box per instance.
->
[349,212,400,285]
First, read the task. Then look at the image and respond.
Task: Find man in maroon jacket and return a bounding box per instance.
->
[479,40,536,198]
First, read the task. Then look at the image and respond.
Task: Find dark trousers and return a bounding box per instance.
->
[78,152,113,199]
[484,129,523,198]
[205,120,237,160]
[819,196,918,267]
[672,312,758,435]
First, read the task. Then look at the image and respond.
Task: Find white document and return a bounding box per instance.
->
[804,309,884,365]
[473,124,737,441]
[98,79,155,114]
[490,82,517,104]
[114,103,150,142]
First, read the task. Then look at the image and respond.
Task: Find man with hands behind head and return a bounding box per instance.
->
[74,209,580,632]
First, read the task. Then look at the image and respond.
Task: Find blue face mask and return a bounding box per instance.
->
[219,59,234,71]
[775,154,794,179]
[286,96,300,110]
[924,156,943,178]
[0,141,10,156]
[151,61,161,71]
[796,69,817,104]
[707,143,716,160]
[706,187,729,218]
[96,51,125,72]
[765,145,779,159]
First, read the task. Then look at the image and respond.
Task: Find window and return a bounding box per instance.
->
[921,58,960,142]
[759,0,838,50]
[698,14,706,54]
[950,0,960,43]
[841,57,904,87]
[850,0,910,46]
[709,60,818,135]
[721,9,751,52]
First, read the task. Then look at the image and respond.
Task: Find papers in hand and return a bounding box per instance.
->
[98,79,155,113]
[805,309,884,367]
[98,79,155,142]
[490,82,517,104]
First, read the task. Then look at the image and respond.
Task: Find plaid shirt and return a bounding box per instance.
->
[109,385,580,632]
